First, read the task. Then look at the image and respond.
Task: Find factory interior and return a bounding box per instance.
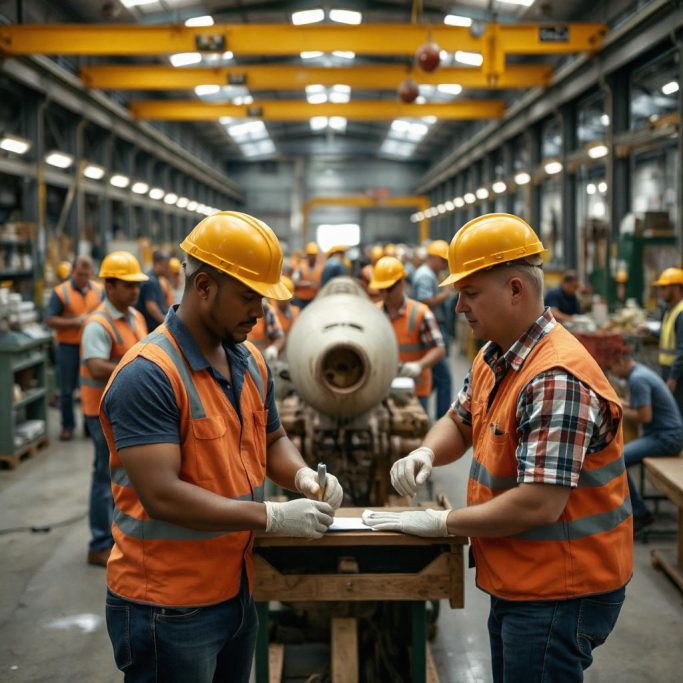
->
[1,0,683,682]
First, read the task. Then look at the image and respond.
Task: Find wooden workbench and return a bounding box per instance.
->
[253,505,467,683]
[644,457,683,591]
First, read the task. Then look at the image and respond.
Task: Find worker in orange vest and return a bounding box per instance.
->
[293,241,323,308]
[272,276,300,338]
[370,256,445,414]
[247,299,285,364]
[45,255,103,441]
[364,214,632,681]
[99,211,342,681]
[79,251,148,568]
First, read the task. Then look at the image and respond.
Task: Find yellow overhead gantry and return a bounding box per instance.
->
[302,195,430,244]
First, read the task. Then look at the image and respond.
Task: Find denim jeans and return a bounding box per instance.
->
[488,586,626,683]
[86,415,114,552]
[56,342,80,431]
[106,575,257,683]
[430,323,453,419]
[623,430,683,517]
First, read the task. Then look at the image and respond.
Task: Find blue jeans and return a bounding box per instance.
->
[431,323,453,419]
[488,586,626,683]
[86,415,114,552]
[418,395,430,414]
[106,575,258,683]
[56,342,80,431]
[623,430,683,517]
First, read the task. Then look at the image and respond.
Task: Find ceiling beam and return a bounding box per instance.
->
[81,64,553,90]
[0,23,606,57]
[130,99,505,121]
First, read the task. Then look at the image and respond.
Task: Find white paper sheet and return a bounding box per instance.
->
[328,517,372,532]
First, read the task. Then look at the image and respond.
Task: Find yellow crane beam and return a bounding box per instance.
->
[81,64,553,91]
[0,23,606,57]
[129,99,506,122]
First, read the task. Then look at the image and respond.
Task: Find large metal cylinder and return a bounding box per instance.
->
[286,277,399,419]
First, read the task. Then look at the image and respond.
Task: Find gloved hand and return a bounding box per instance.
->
[390,446,435,496]
[264,345,279,363]
[295,466,344,509]
[398,361,422,378]
[265,498,334,538]
[361,508,450,537]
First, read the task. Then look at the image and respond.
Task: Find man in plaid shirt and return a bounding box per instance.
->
[364,214,632,682]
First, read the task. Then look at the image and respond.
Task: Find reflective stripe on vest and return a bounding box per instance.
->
[390,298,432,397]
[659,299,683,366]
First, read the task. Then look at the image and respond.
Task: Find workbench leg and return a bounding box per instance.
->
[411,601,426,683]
[255,601,269,683]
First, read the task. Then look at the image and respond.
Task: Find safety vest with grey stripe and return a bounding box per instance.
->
[398,301,425,354]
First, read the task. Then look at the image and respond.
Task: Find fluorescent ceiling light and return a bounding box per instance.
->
[187,200,198,211]
[233,95,254,105]
[544,161,563,175]
[184,15,214,27]
[598,181,608,193]
[329,90,350,103]
[380,140,415,157]
[588,144,608,159]
[306,84,325,95]
[310,116,328,131]
[176,197,189,208]
[45,151,74,169]
[316,224,361,252]
[301,51,324,59]
[586,183,596,195]
[292,9,325,25]
[329,9,362,24]
[219,116,233,125]
[492,181,507,194]
[454,197,465,208]
[476,187,489,200]
[444,200,455,211]
[437,204,446,214]
[514,171,531,185]
[332,84,351,94]
[194,84,221,97]
[662,81,679,96]
[131,181,149,194]
[149,187,165,200]
[444,14,472,27]
[464,192,476,204]
[163,192,178,205]
[332,51,355,60]
[228,120,267,139]
[307,92,328,104]
[415,96,426,104]
[83,164,105,180]
[110,174,130,188]
[455,50,483,66]
[422,116,437,124]
[328,116,347,131]
[600,114,610,126]
[0,134,31,155]
[170,52,202,67]
[120,0,157,7]
[222,51,234,60]
[437,83,462,95]
[496,0,535,6]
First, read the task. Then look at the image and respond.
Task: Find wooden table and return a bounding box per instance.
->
[644,457,683,591]
[253,505,467,683]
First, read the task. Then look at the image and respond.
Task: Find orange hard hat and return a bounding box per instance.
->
[369,256,405,290]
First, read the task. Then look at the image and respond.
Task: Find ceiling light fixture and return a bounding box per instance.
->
[184,15,214,27]
[131,181,149,194]
[329,9,362,24]
[454,50,483,66]
[110,174,130,188]
[0,134,31,155]
[588,144,608,159]
[492,181,507,194]
[444,14,472,27]
[292,9,325,25]
[544,161,563,175]
[514,171,531,185]
[170,52,202,67]
[662,81,679,96]
[83,164,105,180]
[45,151,74,169]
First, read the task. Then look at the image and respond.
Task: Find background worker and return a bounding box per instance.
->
[652,267,683,418]
[610,347,683,533]
[45,255,103,441]
[364,214,632,682]
[100,211,342,683]
[293,241,323,308]
[272,276,300,338]
[544,269,581,322]
[135,249,170,331]
[247,298,286,364]
[79,251,148,567]
[358,244,384,302]
[370,256,445,414]
[166,256,184,305]
[321,244,348,286]
[413,240,453,419]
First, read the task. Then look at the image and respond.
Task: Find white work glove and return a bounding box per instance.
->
[295,466,344,509]
[361,508,450,537]
[398,362,422,378]
[390,446,435,496]
[264,345,279,363]
[265,499,334,539]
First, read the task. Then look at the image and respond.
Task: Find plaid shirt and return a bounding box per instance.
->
[450,308,617,488]
[262,300,285,341]
[383,296,445,350]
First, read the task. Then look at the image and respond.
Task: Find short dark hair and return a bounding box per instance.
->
[153,250,170,263]
[562,270,578,284]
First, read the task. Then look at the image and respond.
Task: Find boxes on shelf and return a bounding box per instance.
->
[13,419,46,448]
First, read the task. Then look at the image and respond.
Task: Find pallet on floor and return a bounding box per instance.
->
[0,435,49,470]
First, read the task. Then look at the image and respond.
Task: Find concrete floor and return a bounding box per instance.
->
[1,350,682,682]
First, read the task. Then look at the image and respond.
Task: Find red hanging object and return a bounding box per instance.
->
[415,41,441,73]
[397,78,420,103]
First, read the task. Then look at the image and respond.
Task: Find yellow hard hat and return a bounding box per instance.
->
[615,270,628,284]
[168,257,182,274]
[281,275,294,293]
[305,241,319,256]
[440,213,546,287]
[369,256,406,289]
[56,261,72,280]
[383,243,397,257]
[99,251,149,282]
[370,245,384,265]
[426,239,449,260]
[326,244,347,258]
[180,211,291,300]
[653,267,683,286]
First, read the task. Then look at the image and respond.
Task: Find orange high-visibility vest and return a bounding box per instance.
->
[248,301,283,350]
[272,303,300,335]
[79,303,147,416]
[467,323,632,601]
[53,280,103,344]
[100,326,268,607]
[379,298,433,397]
[294,261,323,301]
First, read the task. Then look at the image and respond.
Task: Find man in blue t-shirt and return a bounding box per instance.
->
[610,348,683,533]
[135,250,170,331]
[544,270,581,323]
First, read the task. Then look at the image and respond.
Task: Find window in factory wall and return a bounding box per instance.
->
[631,143,678,233]
[541,117,562,160]
[577,91,608,148]
[631,48,679,130]
[316,223,360,253]
[576,168,609,292]
[540,179,563,265]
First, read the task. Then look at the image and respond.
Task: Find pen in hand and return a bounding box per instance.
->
[317,463,327,502]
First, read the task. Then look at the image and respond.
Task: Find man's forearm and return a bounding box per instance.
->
[145,300,165,323]
[266,433,309,490]
[421,345,445,370]
[46,315,83,329]
[422,415,469,466]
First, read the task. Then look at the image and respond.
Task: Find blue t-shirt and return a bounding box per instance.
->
[102,306,281,451]
[135,271,168,332]
[544,286,580,316]
[320,257,347,286]
[413,263,446,324]
[628,363,683,437]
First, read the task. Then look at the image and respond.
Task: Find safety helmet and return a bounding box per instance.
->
[653,267,683,286]
[180,211,291,300]
[369,256,405,290]
[98,251,149,282]
[440,213,546,287]
[305,241,319,256]
[326,244,347,258]
[281,275,295,294]
[168,257,182,274]
[56,261,72,280]
[615,270,628,284]
[370,245,384,265]
[383,243,397,257]
[426,239,449,261]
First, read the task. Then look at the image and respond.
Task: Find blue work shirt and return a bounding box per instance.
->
[135,270,168,332]
[628,362,683,438]
[320,256,347,286]
[413,263,447,324]
[544,286,580,316]
[102,306,281,451]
